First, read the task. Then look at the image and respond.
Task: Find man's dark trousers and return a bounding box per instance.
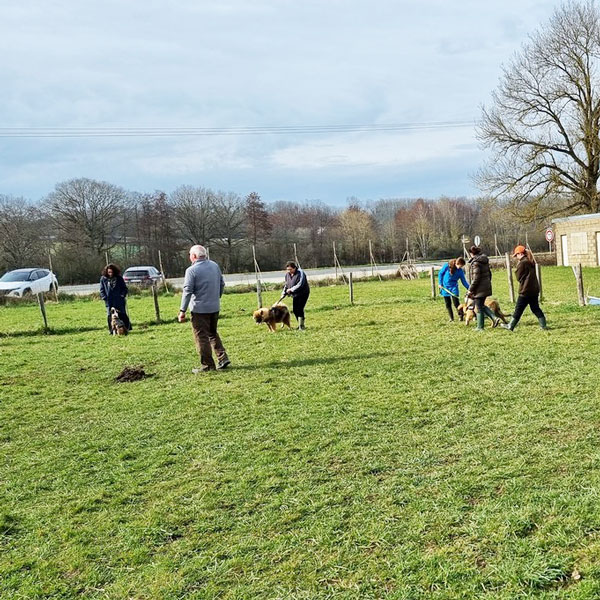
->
[191,312,228,370]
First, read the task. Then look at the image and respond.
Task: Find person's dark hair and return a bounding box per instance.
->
[285,261,297,269]
[469,246,482,255]
[102,263,121,277]
[456,257,466,267]
[448,259,457,275]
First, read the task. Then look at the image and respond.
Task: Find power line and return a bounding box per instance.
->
[0,120,474,138]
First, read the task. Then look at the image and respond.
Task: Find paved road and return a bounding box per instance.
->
[60,262,443,296]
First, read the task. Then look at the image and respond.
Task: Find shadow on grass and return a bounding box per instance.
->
[229,351,394,371]
[0,317,183,339]
[0,325,105,338]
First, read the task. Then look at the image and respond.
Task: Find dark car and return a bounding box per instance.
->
[122,266,162,286]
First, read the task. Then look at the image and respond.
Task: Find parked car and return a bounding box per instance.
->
[0,268,58,297]
[122,266,162,286]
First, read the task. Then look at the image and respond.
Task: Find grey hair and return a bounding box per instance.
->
[189,244,207,259]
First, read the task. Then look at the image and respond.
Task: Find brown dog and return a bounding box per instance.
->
[110,307,128,336]
[253,303,292,332]
[458,297,510,327]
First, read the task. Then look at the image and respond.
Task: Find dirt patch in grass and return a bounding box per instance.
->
[115,365,154,383]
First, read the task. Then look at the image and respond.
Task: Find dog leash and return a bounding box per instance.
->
[439,285,460,298]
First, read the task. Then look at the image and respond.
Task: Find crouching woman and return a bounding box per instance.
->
[438,257,469,322]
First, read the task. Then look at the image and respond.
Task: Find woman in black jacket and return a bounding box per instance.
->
[282,261,310,330]
[467,246,500,330]
[501,246,547,331]
[99,263,132,333]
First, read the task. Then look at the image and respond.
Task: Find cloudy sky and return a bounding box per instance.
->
[0,0,564,205]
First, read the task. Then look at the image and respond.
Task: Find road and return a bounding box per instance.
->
[60,262,443,296]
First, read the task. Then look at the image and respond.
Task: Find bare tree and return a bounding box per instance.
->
[170,185,215,245]
[46,178,127,255]
[131,191,180,274]
[477,1,600,221]
[0,196,45,269]
[339,204,375,263]
[245,192,272,247]
[410,199,434,258]
[211,192,246,272]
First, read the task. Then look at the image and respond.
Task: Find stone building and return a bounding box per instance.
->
[552,213,600,266]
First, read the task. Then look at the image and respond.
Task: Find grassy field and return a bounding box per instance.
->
[1,266,600,599]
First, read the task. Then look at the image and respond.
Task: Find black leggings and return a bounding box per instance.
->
[512,294,545,326]
[443,295,462,320]
[292,291,310,319]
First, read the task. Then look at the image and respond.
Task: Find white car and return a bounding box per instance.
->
[0,268,58,298]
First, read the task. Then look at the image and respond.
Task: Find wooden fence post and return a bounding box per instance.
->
[535,263,543,302]
[256,278,263,309]
[37,292,49,332]
[158,250,169,293]
[333,242,338,281]
[252,245,263,308]
[151,283,161,323]
[349,272,354,305]
[48,251,59,303]
[573,263,586,306]
[429,266,436,298]
[505,253,515,303]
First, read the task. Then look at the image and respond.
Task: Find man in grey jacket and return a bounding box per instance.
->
[178,245,230,372]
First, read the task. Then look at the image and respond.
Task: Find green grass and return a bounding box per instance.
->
[1,266,600,599]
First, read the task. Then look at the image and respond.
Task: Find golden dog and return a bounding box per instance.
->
[110,307,128,336]
[458,297,510,327]
[253,303,292,332]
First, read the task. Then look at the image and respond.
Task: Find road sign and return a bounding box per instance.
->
[545,228,555,243]
[474,235,481,246]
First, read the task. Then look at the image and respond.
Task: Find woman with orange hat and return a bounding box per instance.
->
[501,245,547,331]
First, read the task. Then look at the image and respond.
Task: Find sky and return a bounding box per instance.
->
[0,0,565,206]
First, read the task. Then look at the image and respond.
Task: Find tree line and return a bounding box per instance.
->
[0,178,550,284]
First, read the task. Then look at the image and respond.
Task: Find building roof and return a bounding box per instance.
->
[552,212,600,224]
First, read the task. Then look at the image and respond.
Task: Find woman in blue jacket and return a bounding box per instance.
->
[99,263,132,333]
[438,258,469,322]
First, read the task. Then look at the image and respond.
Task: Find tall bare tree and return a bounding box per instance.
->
[211,192,246,271]
[46,178,127,255]
[170,185,215,245]
[477,0,600,221]
[339,204,375,263]
[0,196,45,269]
[245,192,272,247]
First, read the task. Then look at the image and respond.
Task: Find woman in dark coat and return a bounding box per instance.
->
[501,245,547,331]
[99,264,132,333]
[281,261,310,330]
[467,246,499,330]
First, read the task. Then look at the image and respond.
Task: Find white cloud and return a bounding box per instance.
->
[271,127,477,169]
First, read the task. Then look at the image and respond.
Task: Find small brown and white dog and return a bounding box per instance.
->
[458,297,510,327]
[253,302,292,332]
[110,307,128,336]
